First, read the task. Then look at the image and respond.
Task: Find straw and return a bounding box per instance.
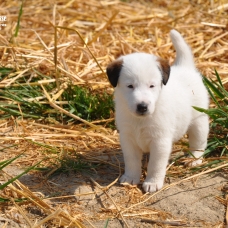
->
[0,0,228,227]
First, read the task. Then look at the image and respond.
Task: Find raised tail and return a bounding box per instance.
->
[170,29,195,68]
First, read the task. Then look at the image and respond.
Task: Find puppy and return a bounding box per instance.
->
[106,30,209,193]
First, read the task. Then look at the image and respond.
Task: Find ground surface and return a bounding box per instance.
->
[1,149,227,228]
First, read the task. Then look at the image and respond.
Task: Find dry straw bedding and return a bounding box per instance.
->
[0,0,228,227]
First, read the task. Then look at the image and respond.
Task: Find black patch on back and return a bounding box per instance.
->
[157,58,171,85]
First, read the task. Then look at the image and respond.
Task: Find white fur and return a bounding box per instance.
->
[108,30,209,193]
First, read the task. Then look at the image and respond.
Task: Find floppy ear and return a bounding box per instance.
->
[106,59,123,87]
[157,58,170,85]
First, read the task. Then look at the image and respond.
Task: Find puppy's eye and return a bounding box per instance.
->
[127,85,134,89]
[150,85,155,88]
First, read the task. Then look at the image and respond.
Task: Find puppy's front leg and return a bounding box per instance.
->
[143,139,172,193]
[119,134,143,185]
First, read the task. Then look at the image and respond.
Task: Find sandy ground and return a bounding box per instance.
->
[1,151,227,228]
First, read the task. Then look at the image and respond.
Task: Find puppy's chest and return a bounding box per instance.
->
[133,127,156,152]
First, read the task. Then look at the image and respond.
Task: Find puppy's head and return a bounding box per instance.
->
[106,53,170,116]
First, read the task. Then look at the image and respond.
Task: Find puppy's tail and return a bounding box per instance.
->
[170,29,195,68]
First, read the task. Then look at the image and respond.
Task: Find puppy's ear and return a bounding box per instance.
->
[157,58,170,85]
[106,59,123,87]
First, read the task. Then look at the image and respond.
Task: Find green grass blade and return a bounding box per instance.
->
[206,108,227,117]
[193,106,228,118]
[221,147,227,156]
[14,1,24,37]
[25,139,58,153]
[0,154,22,170]
[203,77,220,106]
[0,159,43,190]
[190,159,224,171]
[0,197,27,202]
[0,67,14,78]
[0,144,17,152]
[214,69,223,87]
[203,76,224,100]
[104,218,110,228]
[0,197,10,202]
[207,76,228,104]
[214,84,228,105]
[0,106,41,119]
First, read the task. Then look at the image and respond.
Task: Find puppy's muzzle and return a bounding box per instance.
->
[136,102,148,115]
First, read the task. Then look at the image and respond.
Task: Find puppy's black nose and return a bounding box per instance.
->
[137,103,148,114]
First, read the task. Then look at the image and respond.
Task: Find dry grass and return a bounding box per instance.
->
[0,0,228,227]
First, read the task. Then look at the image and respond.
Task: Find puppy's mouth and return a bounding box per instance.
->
[136,112,148,117]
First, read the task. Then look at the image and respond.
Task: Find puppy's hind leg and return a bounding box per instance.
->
[119,134,143,185]
[188,113,209,166]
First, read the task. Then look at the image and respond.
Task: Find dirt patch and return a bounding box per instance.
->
[152,175,226,224]
[1,154,227,228]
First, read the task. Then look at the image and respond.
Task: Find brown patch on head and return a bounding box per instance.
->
[106,59,123,87]
[157,58,170,85]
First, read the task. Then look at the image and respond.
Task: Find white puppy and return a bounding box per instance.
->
[106,30,209,193]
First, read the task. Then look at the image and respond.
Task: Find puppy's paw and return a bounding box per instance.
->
[119,174,140,185]
[187,158,203,167]
[186,151,203,167]
[142,180,163,193]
